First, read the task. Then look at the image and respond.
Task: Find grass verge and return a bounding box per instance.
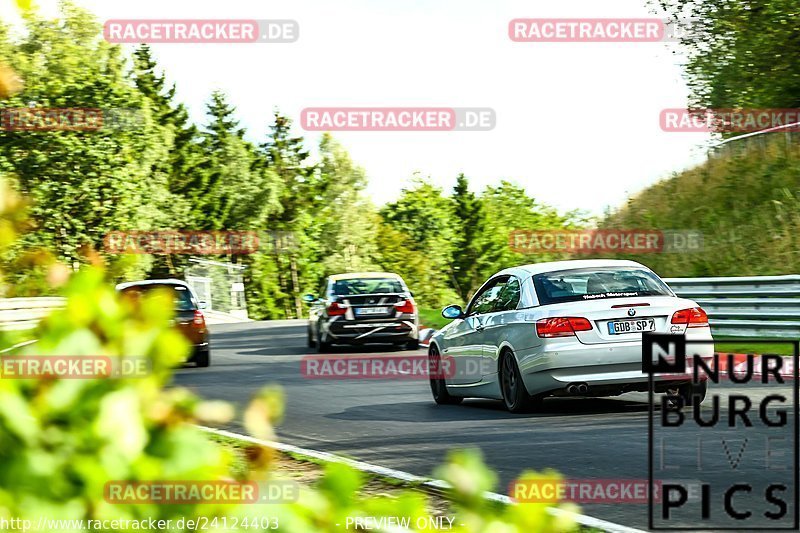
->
[207,431,454,519]
[206,430,604,532]
[714,339,797,356]
[418,307,450,330]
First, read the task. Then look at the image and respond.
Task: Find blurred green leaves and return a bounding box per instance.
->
[14,0,32,12]
[0,63,22,99]
[243,386,284,441]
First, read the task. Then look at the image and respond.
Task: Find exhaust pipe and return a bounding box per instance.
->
[566,382,589,395]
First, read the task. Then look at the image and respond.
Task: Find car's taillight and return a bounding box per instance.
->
[193,310,206,327]
[327,302,347,316]
[536,317,593,338]
[671,307,709,328]
[394,299,415,314]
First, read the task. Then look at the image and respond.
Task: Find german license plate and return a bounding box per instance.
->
[355,307,388,316]
[607,318,656,335]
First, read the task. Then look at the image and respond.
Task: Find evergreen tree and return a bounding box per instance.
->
[131,45,195,276]
[450,174,486,301]
[263,112,317,226]
[316,134,378,274]
[257,112,319,318]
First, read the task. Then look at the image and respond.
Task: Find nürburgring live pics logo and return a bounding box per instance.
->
[643,333,798,530]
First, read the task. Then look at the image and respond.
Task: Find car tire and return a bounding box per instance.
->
[317,324,331,353]
[307,324,316,348]
[429,345,462,405]
[405,338,420,350]
[499,350,537,413]
[195,347,210,368]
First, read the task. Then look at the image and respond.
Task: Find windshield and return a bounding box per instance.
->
[532,267,673,305]
[120,284,197,311]
[331,278,405,296]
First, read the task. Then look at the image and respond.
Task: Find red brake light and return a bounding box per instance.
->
[536,317,592,338]
[394,299,415,314]
[327,302,347,316]
[192,310,206,327]
[671,307,708,327]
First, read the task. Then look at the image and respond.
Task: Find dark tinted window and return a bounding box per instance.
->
[331,278,404,296]
[493,277,521,312]
[533,267,672,305]
[120,284,197,311]
[468,276,510,315]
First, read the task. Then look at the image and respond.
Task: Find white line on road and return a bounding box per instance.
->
[0,339,37,354]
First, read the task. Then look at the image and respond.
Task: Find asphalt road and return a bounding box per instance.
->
[172,320,798,531]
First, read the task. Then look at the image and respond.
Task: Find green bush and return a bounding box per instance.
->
[600,134,800,277]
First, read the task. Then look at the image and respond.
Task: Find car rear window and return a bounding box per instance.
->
[120,284,197,311]
[532,267,673,305]
[332,278,405,296]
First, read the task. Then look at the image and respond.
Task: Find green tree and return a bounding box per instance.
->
[315,133,379,274]
[257,113,319,318]
[450,174,486,301]
[0,2,168,290]
[657,0,800,115]
[263,112,317,226]
[477,181,575,280]
[131,44,197,277]
[378,177,459,308]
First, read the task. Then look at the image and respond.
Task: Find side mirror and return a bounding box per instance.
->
[302,294,317,303]
[441,304,464,320]
[198,301,208,310]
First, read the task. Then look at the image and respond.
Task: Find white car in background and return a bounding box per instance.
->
[428,259,713,413]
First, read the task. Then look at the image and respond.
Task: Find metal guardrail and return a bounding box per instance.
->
[2,276,799,338]
[665,275,800,339]
[0,296,249,330]
[203,309,253,324]
[0,297,65,331]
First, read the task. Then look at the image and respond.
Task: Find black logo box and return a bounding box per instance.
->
[644,334,799,531]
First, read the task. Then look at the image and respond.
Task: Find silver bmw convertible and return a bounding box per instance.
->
[428,259,713,412]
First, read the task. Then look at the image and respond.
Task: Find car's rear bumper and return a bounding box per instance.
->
[325,317,418,344]
[517,330,714,396]
[187,341,209,361]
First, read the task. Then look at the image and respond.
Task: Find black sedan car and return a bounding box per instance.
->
[305,272,420,351]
